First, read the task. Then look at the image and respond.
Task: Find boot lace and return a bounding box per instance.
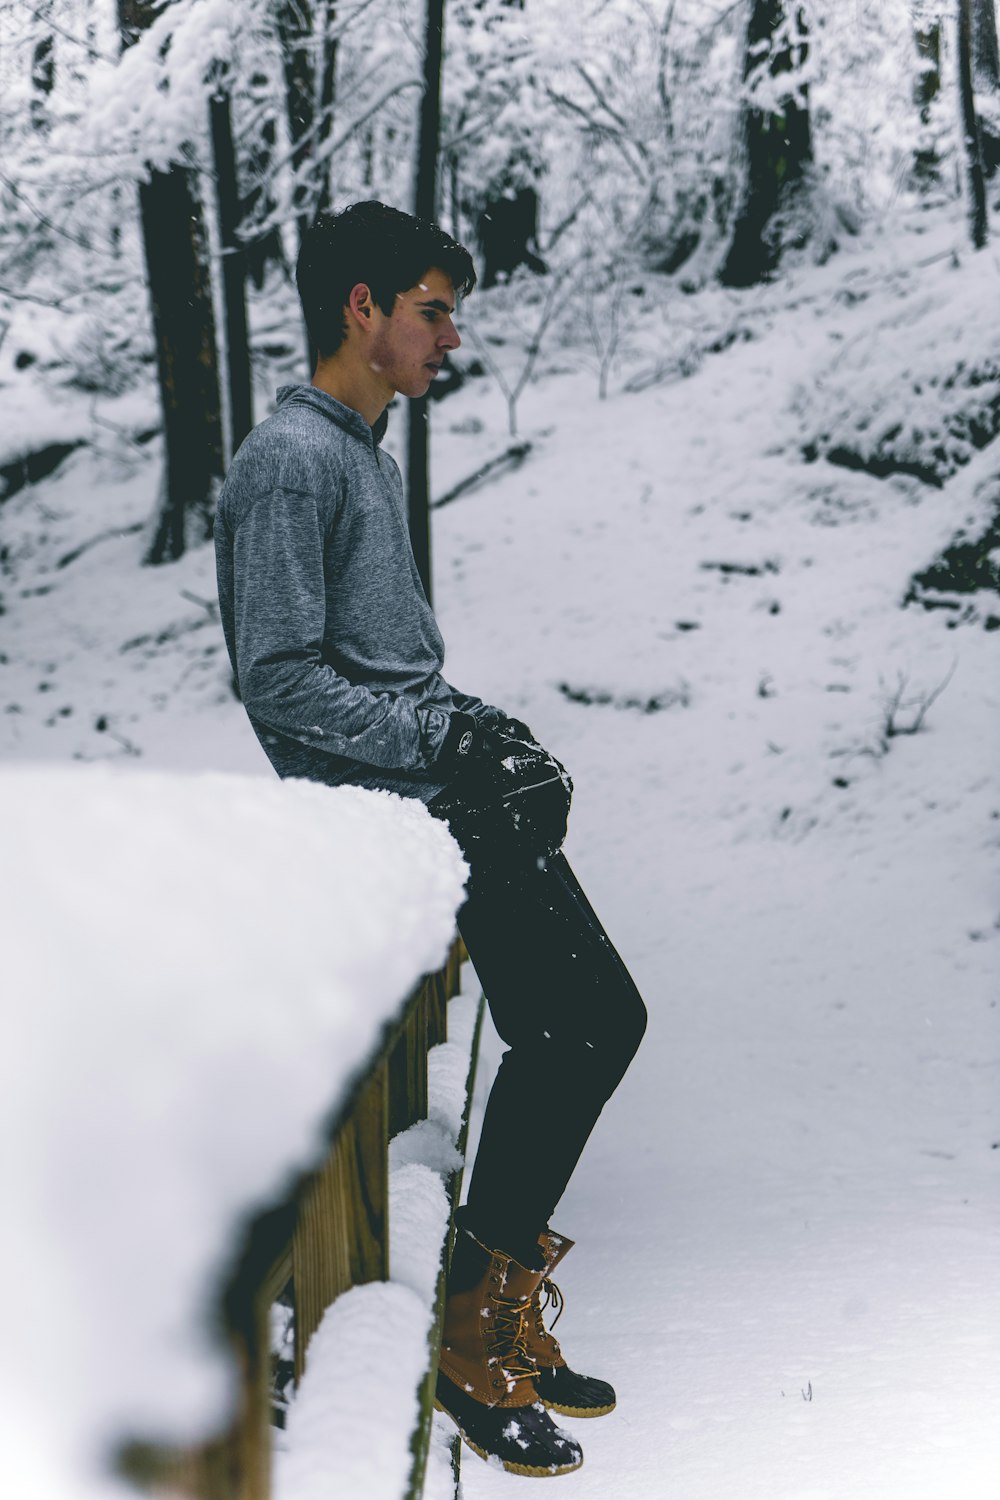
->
[487,1294,537,1387]
[538,1277,564,1330]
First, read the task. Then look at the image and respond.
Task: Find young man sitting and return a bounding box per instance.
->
[214,200,646,1478]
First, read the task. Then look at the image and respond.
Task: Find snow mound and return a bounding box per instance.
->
[794,250,1000,486]
[0,763,468,1500]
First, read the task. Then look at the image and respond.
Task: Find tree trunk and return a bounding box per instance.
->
[720,1,813,288]
[959,0,989,246]
[972,0,1000,176]
[276,0,317,255]
[211,88,254,456]
[243,75,286,289]
[138,170,226,561]
[406,0,446,605]
[316,3,338,216]
[30,1,54,133]
[913,21,943,185]
[974,0,1000,82]
[119,0,224,564]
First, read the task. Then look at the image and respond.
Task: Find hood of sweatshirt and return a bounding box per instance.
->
[275,383,391,448]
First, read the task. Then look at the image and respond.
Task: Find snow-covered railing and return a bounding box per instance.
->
[2,766,482,1500]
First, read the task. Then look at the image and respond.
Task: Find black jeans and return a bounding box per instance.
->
[428,788,647,1264]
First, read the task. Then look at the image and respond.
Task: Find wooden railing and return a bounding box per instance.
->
[120,936,482,1500]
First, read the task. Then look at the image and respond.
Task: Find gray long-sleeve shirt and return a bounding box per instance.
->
[215,384,494,801]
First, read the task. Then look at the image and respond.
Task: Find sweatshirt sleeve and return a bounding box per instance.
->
[447,689,505,726]
[231,487,450,770]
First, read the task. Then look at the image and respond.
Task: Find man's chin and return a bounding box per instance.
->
[405,372,436,398]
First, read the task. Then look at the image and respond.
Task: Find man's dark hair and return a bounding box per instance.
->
[296,200,477,359]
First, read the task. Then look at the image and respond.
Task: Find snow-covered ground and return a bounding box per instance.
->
[2,202,998,1496]
[0,767,467,1500]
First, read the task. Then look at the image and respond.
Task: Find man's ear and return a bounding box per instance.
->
[347,282,374,325]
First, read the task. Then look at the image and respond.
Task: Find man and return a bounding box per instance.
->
[215,201,646,1478]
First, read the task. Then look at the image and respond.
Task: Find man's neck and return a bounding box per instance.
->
[312,351,389,428]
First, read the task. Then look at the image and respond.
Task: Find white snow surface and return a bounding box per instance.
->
[1,202,998,1497]
[274,985,482,1500]
[0,765,467,1500]
[273,1279,432,1500]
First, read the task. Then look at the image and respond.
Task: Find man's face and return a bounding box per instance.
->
[367,266,461,399]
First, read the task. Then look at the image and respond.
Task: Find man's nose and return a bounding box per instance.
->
[440,318,460,351]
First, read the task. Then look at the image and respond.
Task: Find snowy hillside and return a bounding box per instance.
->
[2,201,998,1497]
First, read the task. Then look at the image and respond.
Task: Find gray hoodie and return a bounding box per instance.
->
[215,384,494,801]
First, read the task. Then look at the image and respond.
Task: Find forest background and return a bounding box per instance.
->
[3,5,1000,1498]
[2,0,999,587]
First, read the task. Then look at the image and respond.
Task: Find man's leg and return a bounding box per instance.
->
[429,791,647,1261]
[428,791,646,1466]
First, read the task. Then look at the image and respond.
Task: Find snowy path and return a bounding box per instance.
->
[1,215,997,1498]
[430,251,999,1496]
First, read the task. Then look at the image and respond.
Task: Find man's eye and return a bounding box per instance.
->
[422,309,437,321]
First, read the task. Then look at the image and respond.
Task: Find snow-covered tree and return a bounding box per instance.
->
[972,0,1000,174]
[720,1,816,286]
[958,0,990,245]
[117,0,224,563]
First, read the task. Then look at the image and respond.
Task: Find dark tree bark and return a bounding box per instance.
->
[119,0,224,564]
[913,21,943,185]
[30,1,54,133]
[467,0,543,288]
[316,3,338,216]
[243,75,286,289]
[210,89,254,455]
[477,186,547,289]
[138,170,226,561]
[720,1,813,288]
[974,0,1000,80]
[972,0,1000,176]
[959,0,990,246]
[407,0,446,604]
[276,0,317,255]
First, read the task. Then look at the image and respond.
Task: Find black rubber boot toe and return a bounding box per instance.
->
[435,1370,584,1477]
[534,1363,617,1418]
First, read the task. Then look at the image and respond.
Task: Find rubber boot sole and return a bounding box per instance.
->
[540,1396,616,1419]
[433,1399,584,1478]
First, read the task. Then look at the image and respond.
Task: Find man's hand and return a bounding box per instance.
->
[489,728,572,857]
[437,711,572,856]
[438,711,485,768]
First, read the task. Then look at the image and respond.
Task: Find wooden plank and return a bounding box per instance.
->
[405,991,487,1500]
[389,986,428,1137]
[292,1058,389,1380]
[132,939,471,1498]
[347,1058,390,1285]
[232,1291,273,1500]
[426,968,447,1050]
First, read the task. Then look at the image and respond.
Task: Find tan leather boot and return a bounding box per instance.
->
[525,1229,617,1418]
[436,1226,584,1476]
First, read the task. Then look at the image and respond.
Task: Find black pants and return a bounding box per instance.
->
[428,789,647,1264]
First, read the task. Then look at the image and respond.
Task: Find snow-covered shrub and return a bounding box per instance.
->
[56,317,148,396]
[794,257,1000,487]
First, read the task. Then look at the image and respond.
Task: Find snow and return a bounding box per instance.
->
[274,982,483,1500]
[272,1280,432,1500]
[1,198,998,1498]
[0,765,467,1500]
[437,210,1000,1498]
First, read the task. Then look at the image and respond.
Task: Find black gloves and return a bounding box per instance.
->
[490,721,573,857]
[437,710,572,857]
[437,710,483,768]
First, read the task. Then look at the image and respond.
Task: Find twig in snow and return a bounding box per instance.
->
[57,522,144,570]
[431,443,533,510]
[180,589,220,617]
[880,661,957,742]
[465,276,567,437]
